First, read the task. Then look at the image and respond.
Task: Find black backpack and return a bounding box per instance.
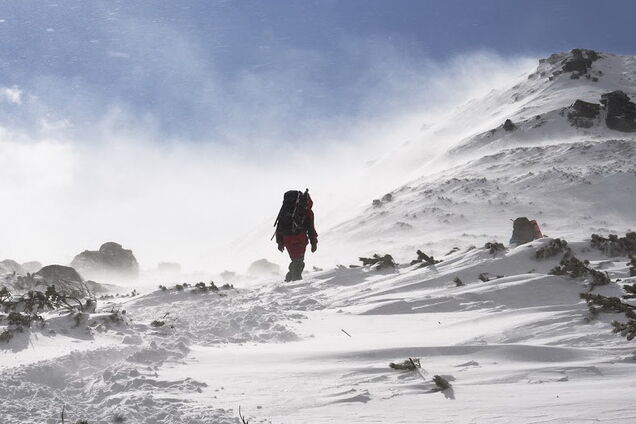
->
[275,189,309,235]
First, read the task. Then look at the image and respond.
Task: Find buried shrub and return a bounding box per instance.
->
[389,358,421,371]
[535,238,569,259]
[0,311,44,343]
[590,232,636,257]
[549,253,590,278]
[359,254,396,269]
[432,375,451,391]
[580,293,634,315]
[0,329,13,343]
[628,255,636,277]
[7,311,42,328]
[478,273,490,282]
[612,309,636,341]
[453,276,464,287]
[484,241,505,255]
[580,292,636,341]
[0,287,11,303]
[550,252,610,288]
[1,285,92,314]
[623,283,636,300]
[410,250,442,267]
[150,320,165,327]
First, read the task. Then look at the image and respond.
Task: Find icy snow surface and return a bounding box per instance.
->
[2,238,636,423]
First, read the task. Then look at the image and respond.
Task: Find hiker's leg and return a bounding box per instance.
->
[285,265,293,282]
[283,233,308,282]
[290,257,305,281]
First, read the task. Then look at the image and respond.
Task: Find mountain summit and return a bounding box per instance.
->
[329,49,636,261]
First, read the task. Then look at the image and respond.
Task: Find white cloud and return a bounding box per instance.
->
[1,86,22,104]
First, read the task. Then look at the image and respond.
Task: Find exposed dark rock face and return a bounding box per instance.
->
[71,242,139,280]
[538,49,602,82]
[567,100,601,128]
[601,90,636,132]
[36,264,83,283]
[503,119,516,131]
[35,265,89,297]
[562,48,600,74]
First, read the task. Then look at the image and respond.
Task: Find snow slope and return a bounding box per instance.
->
[325,50,636,264]
[2,237,635,423]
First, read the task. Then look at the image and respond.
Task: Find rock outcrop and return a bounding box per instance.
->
[71,242,139,281]
[248,259,281,276]
[601,90,636,132]
[561,48,600,74]
[503,119,516,131]
[567,99,601,128]
[0,259,24,275]
[34,265,89,298]
[537,49,602,82]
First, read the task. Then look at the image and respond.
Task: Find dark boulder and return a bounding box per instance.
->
[71,242,139,280]
[503,119,516,131]
[35,265,89,297]
[601,91,636,132]
[567,100,601,128]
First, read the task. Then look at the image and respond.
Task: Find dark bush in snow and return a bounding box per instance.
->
[359,254,396,269]
[590,232,636,257]
[484,242,505,255]
[433,375,451,391]
[580,292,636,341]
[389,358,420,371]
[612,310,636,341]
[535,238,569,259]
[622,283,636,300]
[550,252,610,288]
[454,277,464,287]
[628,255,636,277]
[410,250,441,267]
[549,253,589,278]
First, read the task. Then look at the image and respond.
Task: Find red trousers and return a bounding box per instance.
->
[283,233,308,259]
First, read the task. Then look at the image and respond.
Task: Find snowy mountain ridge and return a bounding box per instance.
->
[327,49,636,263]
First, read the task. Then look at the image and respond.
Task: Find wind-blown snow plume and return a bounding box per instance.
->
[0,47,534,274]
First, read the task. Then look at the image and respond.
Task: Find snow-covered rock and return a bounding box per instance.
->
[71,241,139,281]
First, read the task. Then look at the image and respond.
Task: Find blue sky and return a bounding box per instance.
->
[1,0,635,143]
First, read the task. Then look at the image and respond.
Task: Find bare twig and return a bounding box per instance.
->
[238,406,249,424]
[341,329,352,337]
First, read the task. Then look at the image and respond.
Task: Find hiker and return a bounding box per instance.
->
[274,189,318,282]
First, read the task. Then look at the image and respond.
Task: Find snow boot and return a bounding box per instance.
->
[285,258,305,282]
